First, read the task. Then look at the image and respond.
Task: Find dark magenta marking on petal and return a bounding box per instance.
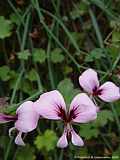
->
[68,105,80,122]
[93,86,103,96]
[54,103,81,122]
[0,113,18,121]
[54,103,67,121]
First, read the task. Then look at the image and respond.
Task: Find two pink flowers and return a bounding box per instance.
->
[0,68,120,148]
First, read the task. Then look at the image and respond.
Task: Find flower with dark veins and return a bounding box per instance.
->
[0,101,39,146]
[34,90,97,148]
[79,68,120,102]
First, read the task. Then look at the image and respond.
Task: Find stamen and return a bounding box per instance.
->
[64,123,72,141]
[66,129,71,141]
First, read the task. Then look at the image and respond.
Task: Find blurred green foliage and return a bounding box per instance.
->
[34,130,58,152]
[0,16,13,39]
[0,0,120,159]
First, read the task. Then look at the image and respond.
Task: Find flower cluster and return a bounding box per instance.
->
[0,69,120,148]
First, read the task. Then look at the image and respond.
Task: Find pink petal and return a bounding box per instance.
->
[57,129,68,148]
[15,101,39,133]
[71,128,84,146]
[0,113,17,123]
[35,90,66,120]
[15,132,25,146]
[98,82,120,102]
[69,93,97,123]
[79,68,99,94]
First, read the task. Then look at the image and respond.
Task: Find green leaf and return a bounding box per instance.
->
[9,73,20,90]
[70,2,88,20]
[34,130,58,152]
[110,20,120,29]
[74,147,88,158]
[70,32,83,43]
[51,48,65,63]
[10,13,21,25]
[112,31,120,43]
[0,16,13,39]
[112,145,120,159]
[57,78,79,105]
[26,69,38,82]
[43,130,58,151]
[32,48,46,63]
[17,50,31,60]
[63,65,73,75]
[0,66,11,81]
[93,110,114,127]
[80,124,99,139]
[20,80,36,95]
[15,144,35,160]
[85,48,106,62]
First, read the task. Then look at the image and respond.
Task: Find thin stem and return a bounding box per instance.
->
[110,103,120,136]
[47,40,55,89]
[89,8,104,48]
[59,150,64,160]
[4,137,14,160]
[2,40,9,65]
[20,13,31,69]
[32,1,108,75]
[89,7,112,72]
[10,69,24,104]
[51,0,61,38]
[111,52,120,71]
[90,0,118,20]
[32,0,80,70]
[6,90,43,113]
[7,0,22,21]
[46,20,56,89]
[41,9,87,55]
[35,63,43,92]
[21,13,30,51]
[29,37,43,92]
[100,133,113,152]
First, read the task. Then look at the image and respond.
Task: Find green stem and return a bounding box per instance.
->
[29,37,43,92]
[2,40,9,65]
[6,90,43,113]
[20,13,31,69]
[89,7,112,71]
[32,1,108,75]
[10,69,24,104]
[47,40,55,89]
[32,0,80,70]
[35,63,43,92]
[111,52,120,71]
[59,150,64,160]
[111,103,120,136]
[90,0,118,20]
[4,137,14,160]
[41,9,86,55]
[100,133,113,152]
[89,8,104,48]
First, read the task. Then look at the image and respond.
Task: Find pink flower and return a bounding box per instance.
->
[34,90,97,148]
[0,101,39,146]
[79,68,120,102]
